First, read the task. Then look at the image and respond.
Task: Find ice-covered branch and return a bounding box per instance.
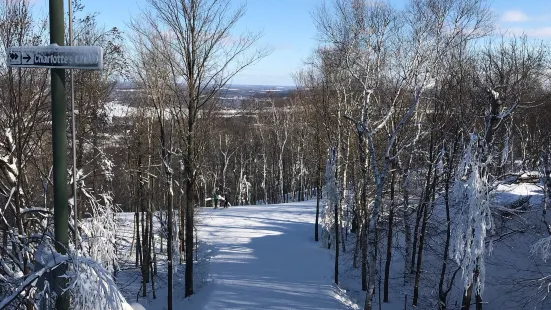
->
[0,253,70,309]
[384,83,425,160]
[531,236,551,262]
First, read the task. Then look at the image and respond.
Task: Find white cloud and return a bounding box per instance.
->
[502,10,529,22]
[503,27,551,38]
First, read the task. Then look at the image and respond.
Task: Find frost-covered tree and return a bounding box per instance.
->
[450,35,549,309]
[450,134,494,301]
[320,148,339,251]
[238,174,252,206]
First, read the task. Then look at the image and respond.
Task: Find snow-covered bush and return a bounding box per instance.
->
[78,154,119,272]
[0,239,140,310]
[0,148,145,309]
[80,190,119,272]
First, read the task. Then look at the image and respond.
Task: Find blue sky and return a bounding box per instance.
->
[31,0,551,86]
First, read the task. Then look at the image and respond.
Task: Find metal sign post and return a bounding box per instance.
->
[49,1,69,309]
[5,1,103,309]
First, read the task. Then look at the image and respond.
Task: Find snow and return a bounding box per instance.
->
[6,180,551,309]
[104,101,136,118]
[494,182,542,205]
[490,88,499,100]
[103,101,176,121]
[179,201,358,309]
[34,179,545,310]
[123,302,146,310]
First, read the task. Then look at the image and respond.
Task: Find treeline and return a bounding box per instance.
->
[112,96,318,211]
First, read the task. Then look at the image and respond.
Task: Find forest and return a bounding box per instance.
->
[1,0,551,309]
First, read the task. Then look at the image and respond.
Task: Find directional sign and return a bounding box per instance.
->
[7,44,103,70]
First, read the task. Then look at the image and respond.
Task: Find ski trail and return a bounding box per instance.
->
[184,201,358,310]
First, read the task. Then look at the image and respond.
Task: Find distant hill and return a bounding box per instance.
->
[110,82,296,108]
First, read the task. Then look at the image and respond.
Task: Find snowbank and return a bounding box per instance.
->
[122,302,146,310]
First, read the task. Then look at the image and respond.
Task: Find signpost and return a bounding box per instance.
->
[7,45,103,69]
[5,1,103,309]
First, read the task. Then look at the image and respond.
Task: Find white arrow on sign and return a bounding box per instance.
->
[6,44,103,70]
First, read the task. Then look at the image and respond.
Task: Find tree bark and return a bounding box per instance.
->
[315,158,321,241]
[438,137,458,309]
[166,170,174,310]
[383,168,396,302]
[184,95,196,297]
[412,169,436,306]
[364,181,384,310]
[334,199,339,285]
[413,124,437,307]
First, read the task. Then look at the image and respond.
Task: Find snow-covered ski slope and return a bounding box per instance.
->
[180,201,358,310]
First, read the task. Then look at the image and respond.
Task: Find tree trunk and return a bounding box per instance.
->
[185,174,194,297]
[364,181,384,310]
[315,161,321,241]
[361,209,368,292]
[438,182,452,309]
[438,138,458,309]
[413,128,437,307]
[179,183,184,264]
[136,173,142,268]
[157,110,173,309]
[412,174,435,306]
[262,150,268,204]
[383,169,396,302]
[184,100,196,297]
[475,290,483,310]
[357,132,369,292]
[166,170,174,310]
[353,213,360,268]
[410,203,422,274]
[278,152,284,203]
[463,264,481,310]
[403,208,411,278]
[340,133,351,253]
[399,154,413,281]
[462,285,473,310]
[135,211,140,267]
[334,199,339,285]
[142,173,149,294]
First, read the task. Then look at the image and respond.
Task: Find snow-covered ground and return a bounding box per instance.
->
[118,201,359,310]
[331,181,551,310]
[115,182,551,310]
[185,202,358,309]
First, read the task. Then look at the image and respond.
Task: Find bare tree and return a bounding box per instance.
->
[131,0,270,301]
[0,4,49,297]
